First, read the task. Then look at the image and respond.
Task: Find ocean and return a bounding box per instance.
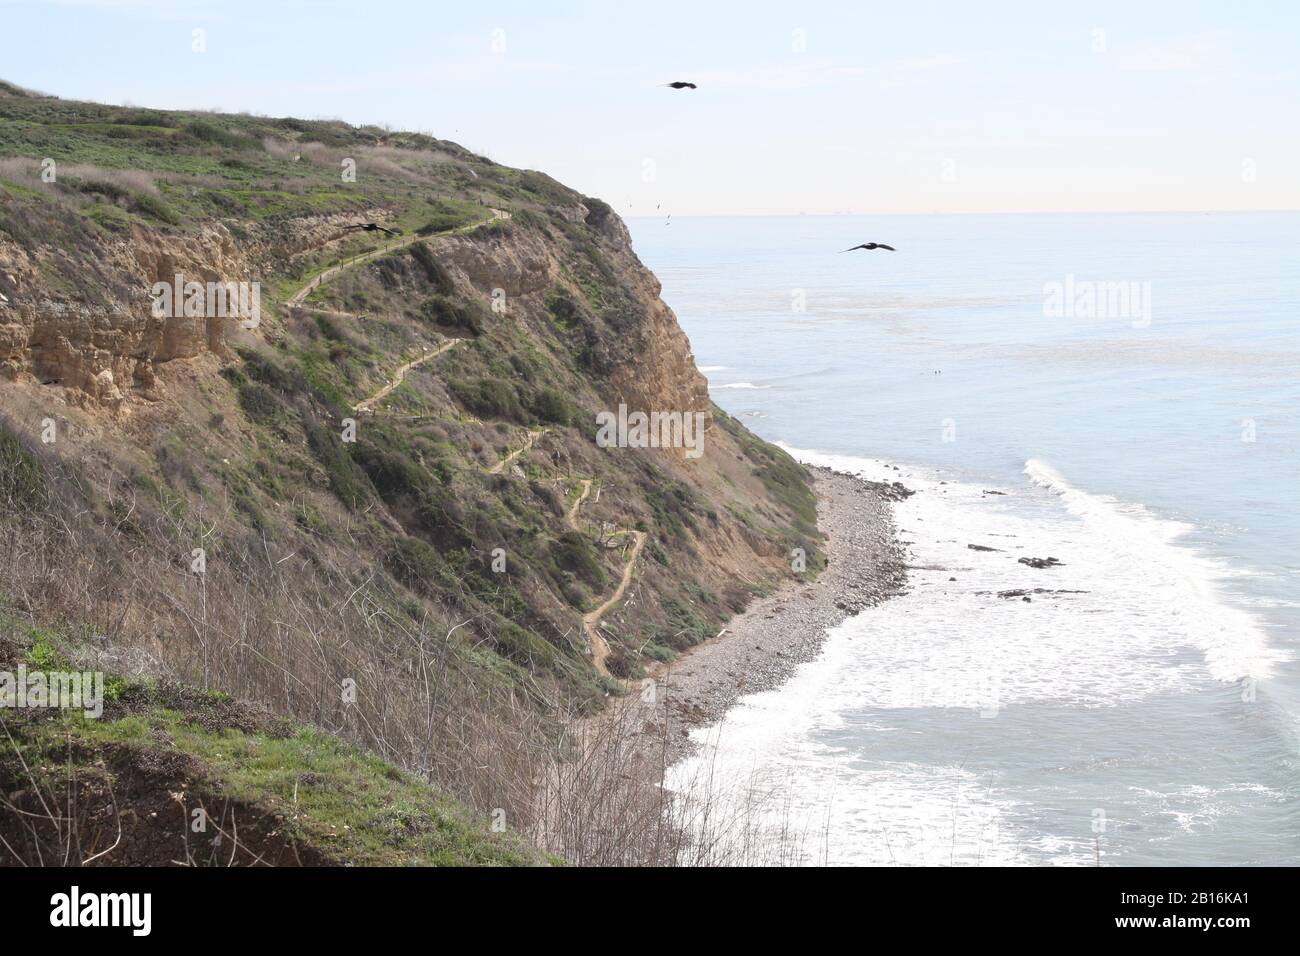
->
[627,212,1300,866]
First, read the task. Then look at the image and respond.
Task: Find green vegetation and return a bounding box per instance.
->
[236,382,285,425]
[531,387,574,426]
[413,199,484,235]
[551,531,606,590]
[448,377,529,423]
[307,423,372,510]
[0,622,547,866]
[409,242,455,294]
[0,83,828,863]
[0,421,46,504]
[716,404,821,543]
[419,294,484,335]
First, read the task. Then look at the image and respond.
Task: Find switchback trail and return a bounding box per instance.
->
[286,208,510,308]
[294,201,643,686]
[582,530,648,679]
[562,473,644,681]
[353,339,460,414]
[487,428,548,475]
[566,479,593,532]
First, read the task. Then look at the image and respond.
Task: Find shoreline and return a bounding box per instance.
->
[632,465,910,766]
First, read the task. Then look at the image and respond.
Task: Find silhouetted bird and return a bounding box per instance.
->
[665,81,697,90]
[344,223,403,237]
[841,242,896,252]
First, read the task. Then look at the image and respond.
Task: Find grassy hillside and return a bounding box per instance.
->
[0,80,823,863]
[0,621,548,866]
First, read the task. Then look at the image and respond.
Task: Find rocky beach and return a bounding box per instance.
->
[629,466,910,766]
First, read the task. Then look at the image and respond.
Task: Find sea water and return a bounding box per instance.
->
[629,212,1300,865]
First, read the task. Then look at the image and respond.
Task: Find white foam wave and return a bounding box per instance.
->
[710,382,770,390]
[667,445,1285,864]
[1023,457,1283,683]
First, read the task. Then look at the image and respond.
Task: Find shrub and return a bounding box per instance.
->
[414,200,478,236]
[531,388,573,427]
[409,243,454,294]
[386,536,442,590]
[129,191,181,225]
[544,290,582,331]
[412,484,469,550]
[237,349,307,394]
[583,196,613,227]
[352,443,426,502]
[418,295,483,336]
[448,378,527,423]
[492,621,557,670]
[237,383,285,425]
[307,425,372,510]
[184,120,252,149]
[658,597,711,650]
[551,532,604,589]
[353,442,467,548]
[518,170,572,205]
[0,425,46,504]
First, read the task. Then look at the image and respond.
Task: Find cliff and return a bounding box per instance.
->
[0,81,823,862]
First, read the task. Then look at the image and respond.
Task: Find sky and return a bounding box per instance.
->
[2,0,1297,216]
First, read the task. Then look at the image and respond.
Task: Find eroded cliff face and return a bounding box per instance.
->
[1,147,709,436]
[428,204,711,428]
[0,90,824,861]
[0,90,822,707]
[588,211,712,423]
[0,208,390,408]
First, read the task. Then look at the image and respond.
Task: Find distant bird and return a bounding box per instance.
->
[343,223,403,237]
[665,81,697,90]
[842,242,896,252]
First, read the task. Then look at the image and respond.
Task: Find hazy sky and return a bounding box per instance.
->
[3,0,1297,215]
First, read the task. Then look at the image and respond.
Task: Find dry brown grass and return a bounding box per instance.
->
[0,419,801,866]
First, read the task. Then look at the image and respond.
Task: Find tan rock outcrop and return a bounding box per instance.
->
[0,208,393,409]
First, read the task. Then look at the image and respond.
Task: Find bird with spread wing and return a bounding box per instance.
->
[342,223,403,237]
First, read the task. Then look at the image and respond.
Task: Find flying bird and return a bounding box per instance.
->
[665,81,697,90]
[841,242,896,252]
[343,223,403,237]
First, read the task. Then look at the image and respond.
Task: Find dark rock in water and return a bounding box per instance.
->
[983,490,1007,495]
[968,543,1002,552]
[865,479,915,502]
[1018,556,1064,569]
[1022,596,1031,602]
[995,587,1090,599]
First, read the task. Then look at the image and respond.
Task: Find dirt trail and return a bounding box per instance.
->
[353,339,459,414]
[582,531,648,678]
[292,304,364,321]
[289,208,509,416]
[292,202,643,685]
[559,474,647,682]
[486,428,547,475]
[565,479,593,532]
[286,208,509,309]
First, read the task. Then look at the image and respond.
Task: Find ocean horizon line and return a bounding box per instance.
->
[625,207,1300,220]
